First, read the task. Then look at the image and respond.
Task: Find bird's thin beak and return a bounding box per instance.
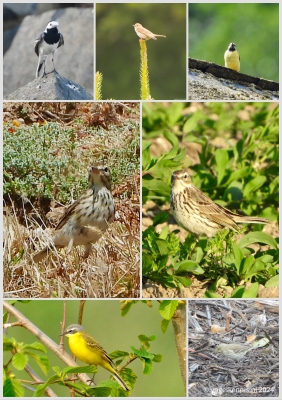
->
[59,331,67,337]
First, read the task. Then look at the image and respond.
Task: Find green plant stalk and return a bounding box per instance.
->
[95,71,103,100]
[139,40,151,100]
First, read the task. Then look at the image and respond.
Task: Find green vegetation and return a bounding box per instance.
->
[4,120,139,203]
[142,102,279,298]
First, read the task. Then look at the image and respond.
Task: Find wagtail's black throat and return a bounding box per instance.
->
[34,21,64,78]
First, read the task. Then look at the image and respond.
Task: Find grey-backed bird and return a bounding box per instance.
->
[34,21,64,78]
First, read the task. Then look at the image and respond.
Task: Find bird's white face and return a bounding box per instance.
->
[46,21,59,30]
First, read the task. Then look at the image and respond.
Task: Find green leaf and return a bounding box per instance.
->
[238,232,278,249]
[3,374,24,397]
[243,259,266,280]
[153,211,169,226]
[163,131,179,155]
[142,176,170,197]
[12,353,28,370]
[240,255,255,276]
[86,386,112,397]
[23,342,46,353]
[243,176,267,197]
[138,334,156,344]
[148,159,182,183]
[160,319,170,333]
[110,350,129,360]
[52,366,61,374]
[131,345,155,360]
[155,239,169,255]
[174,260,199,273]
[174,276,192,287]
[159,300,179,320]
[62,365,97,375]
[142,358,153,375]
[204,291,222,298]
[230,287,245,298]
[28,354,49,375]
[142,143,152,171]
[35,374,60,397]
[152,354,163,363]
[215,148,229,185]
[3,336,16,351]
[242,282,259,298]
[265,275,279,287]
[232,243,244,272]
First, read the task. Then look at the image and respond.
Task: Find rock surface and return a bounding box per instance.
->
[3,7,94,97]
[188,57,279,100]
[5,72,93,100]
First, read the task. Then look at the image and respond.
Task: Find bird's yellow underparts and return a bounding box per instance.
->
[224,42,240,72]
[60,324,129,391]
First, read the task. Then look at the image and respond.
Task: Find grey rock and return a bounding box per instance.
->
[4,3,37,17]
[3,7,94,97]
[188,58,279,101]
[5,72,93,100]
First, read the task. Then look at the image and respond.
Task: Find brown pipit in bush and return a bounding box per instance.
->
[170,169,269,238]
[33,166,115,262]
[133,23,166,41]
[216,343,254,360]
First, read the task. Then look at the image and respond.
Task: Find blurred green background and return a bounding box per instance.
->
[189,3,279,82]
[96,4,186,100]
[4,300,184,397]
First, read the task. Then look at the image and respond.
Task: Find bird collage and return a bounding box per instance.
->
[2,2,279,399]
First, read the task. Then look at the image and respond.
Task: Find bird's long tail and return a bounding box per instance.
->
[113,371,130,391]
[155,34,166,37]
[32,248,48,263]
[234,216,269,225]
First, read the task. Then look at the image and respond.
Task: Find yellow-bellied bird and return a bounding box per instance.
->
[224,42,240,72]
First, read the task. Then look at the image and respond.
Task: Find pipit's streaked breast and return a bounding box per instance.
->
[33,166,115,262]
[170,169,269,238]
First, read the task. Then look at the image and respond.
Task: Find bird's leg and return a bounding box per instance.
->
[65,238,74,263]
[51,54,58,73]
[83,243,92,259]
[87,373,97,386]
[42,60,47,77]
[189,237,198,259]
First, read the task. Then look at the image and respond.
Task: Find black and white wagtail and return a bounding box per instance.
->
[34,21,64,78]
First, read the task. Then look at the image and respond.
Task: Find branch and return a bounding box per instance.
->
[3,301,90,385]
[172,302,186,394]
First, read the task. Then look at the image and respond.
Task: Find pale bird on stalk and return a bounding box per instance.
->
[133,23,166,41]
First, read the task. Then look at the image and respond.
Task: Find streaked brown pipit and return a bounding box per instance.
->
[133,23,166,41]
[33,166,115,262]
[170,169,269,238]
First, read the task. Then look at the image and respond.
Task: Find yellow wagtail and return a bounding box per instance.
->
[60,324,129,391]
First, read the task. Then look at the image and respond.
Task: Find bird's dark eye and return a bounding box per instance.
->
[104,167,108,172]
[184,174,188,179]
